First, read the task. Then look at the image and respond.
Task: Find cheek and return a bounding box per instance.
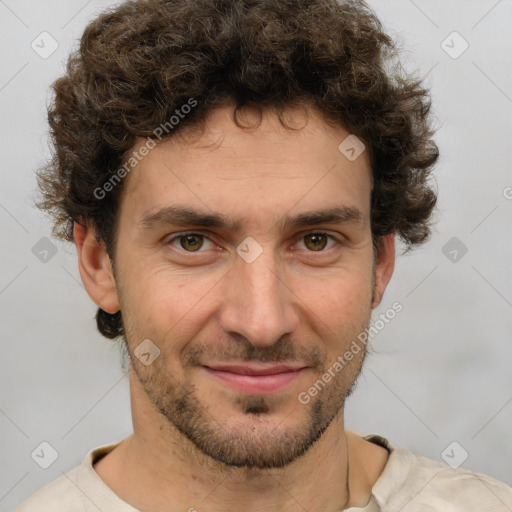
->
[117,242,374,347]
[119,266,221,340]
[291,264,374,353]
[294,258,374,314]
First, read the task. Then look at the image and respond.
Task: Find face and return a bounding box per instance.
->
[99,105,394,469]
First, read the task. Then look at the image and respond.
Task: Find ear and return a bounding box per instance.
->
[74,221,120,314]
[371,233,395,309]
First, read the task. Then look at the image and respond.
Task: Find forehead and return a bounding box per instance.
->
[119,105,373,227]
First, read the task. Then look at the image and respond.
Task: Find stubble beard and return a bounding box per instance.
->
[126,320,370,471]
[121,257,377,471]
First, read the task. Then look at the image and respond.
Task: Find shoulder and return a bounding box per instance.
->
[14,465,89,512]
[14,440,129,512]
[403,450,512,510]
[365,435,512,511]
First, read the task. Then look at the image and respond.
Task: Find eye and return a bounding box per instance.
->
[165,231,342,255]
[295,232,340,252]
[166,232,215,252]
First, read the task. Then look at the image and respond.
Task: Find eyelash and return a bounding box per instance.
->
[165,231,343,255]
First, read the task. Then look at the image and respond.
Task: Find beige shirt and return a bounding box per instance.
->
[15,435,512,511]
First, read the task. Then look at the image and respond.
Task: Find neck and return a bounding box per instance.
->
[94,370,383,512]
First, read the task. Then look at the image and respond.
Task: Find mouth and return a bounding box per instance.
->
[201,363,309,394]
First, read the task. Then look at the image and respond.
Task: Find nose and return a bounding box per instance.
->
[218,246,300,348]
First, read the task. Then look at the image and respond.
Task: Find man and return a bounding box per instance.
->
[17,0,512,510]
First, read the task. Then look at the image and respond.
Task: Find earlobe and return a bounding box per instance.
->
[74,221,120,314]
[372,233,396,309]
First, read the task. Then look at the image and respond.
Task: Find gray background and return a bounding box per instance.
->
[1,0,511,509]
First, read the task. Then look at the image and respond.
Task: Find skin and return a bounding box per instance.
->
[75,104,395,512]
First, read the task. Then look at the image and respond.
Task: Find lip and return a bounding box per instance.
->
[202,363,308,394]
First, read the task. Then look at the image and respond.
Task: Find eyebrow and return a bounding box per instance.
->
[139,204,365,234]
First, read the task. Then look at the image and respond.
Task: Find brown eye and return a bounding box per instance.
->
[166,232,217,255]
[303,233,329,251]
[178,234,205,252]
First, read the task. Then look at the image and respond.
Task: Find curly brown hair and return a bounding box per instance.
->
[36,0,439,339]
